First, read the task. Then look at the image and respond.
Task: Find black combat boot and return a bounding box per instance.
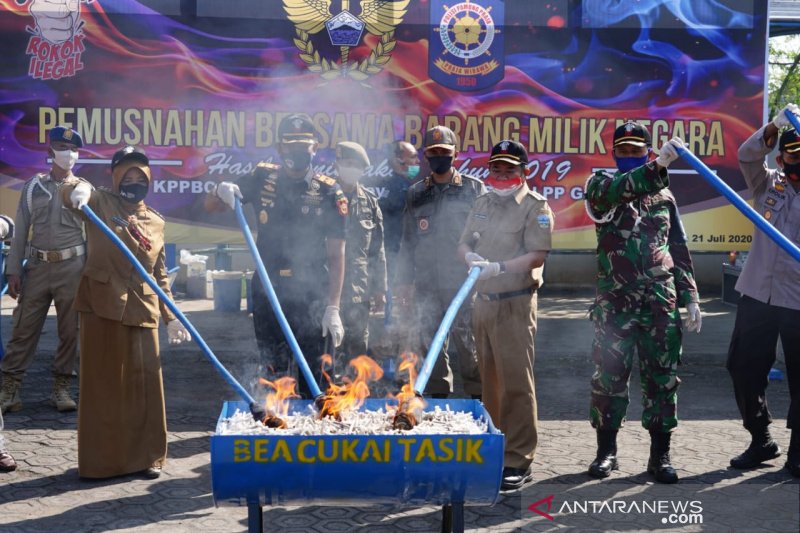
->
[785,429,800,478]
[588,429,618,478]
[730,425,781,469]
[647,431,678,484]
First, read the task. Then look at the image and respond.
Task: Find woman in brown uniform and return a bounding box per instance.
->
[63,146,188,479]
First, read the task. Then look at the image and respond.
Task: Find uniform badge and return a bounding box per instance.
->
[473,213,487,219]
[537,214,551,229]
[775,183,785,192]
[259,210,269,224]
[316,207,323,216]
[764,210,772,221]
[419,217,430,231]
[766,197,777,206]
[337,196,348,216]
[301,205,310,214]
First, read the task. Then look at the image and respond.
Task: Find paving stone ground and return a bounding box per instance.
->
[1,289,797,532]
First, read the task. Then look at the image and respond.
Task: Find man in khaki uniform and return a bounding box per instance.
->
[458,140,554,492]
[395,126,484,398]
[1,126,87,414]
[335,142,386,362]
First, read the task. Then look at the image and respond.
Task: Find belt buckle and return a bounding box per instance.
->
[279,269,293,277]
[47,251,61,262]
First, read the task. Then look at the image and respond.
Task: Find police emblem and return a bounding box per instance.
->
[283,0,410,84]
[764,210,772,221]
[302,205,310,214]
[537,213,551,229]
[430,0,504,92]
[337,196,348,216]
[259,210,269,224]
[419,217,430,231]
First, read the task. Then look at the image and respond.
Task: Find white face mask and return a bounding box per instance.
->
[53,149,78,171]
[492,183,523,197]
[337,165,362,185]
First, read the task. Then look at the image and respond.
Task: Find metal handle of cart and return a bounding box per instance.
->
[81,204,266,420]
[414,266,481,396]
[674,145,800,263]
[234,198,324,400]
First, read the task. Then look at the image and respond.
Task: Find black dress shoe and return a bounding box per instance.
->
[143,466,162,479]
[730,441,781,469]
[501,466,533,492]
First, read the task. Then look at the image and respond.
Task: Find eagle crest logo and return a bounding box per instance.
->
[283,0,409,84]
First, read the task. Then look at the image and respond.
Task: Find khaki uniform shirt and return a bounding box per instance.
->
[61,186,176,328]
[6,172,86,276]
[459,184,554,293]
[736,124,800,310]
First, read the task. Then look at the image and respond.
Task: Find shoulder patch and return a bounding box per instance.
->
[316,174,337,187]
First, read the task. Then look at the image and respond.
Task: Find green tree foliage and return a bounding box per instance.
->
[768,35,800,118]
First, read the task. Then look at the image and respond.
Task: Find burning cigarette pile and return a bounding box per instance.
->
[219,404,488,435]
[225,352,487,435]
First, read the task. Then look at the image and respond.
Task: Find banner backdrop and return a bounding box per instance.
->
[0,0,768,250]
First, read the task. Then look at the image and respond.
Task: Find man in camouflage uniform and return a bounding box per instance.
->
[1,126,87,414]
[210,114,347,398]
[584,121,702,483]
[334,141,387,362]
[396,126,484,398]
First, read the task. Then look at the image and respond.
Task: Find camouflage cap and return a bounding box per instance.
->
[423,125,458,150]
[613,121,652,148]
[49,125,83,148]
[278,114,317,144]
[336,141,370,167]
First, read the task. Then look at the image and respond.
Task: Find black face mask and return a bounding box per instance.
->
[119,183,148,203]
[282,147,313,171]
[427,155,453,175]
[783,161,800,182]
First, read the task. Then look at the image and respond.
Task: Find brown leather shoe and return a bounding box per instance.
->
[0,451,17,472]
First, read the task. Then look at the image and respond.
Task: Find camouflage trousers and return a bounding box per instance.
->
[589,288,683,432]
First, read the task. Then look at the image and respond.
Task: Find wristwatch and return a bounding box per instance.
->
[499,261,507,274]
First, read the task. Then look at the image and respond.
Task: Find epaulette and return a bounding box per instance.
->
[528,189,547,201]
[316,174,337,187]
[146,205,165,220]
[256,161,280,171]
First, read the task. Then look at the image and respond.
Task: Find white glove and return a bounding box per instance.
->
[771,103,800,129]
[321,305,344,347]
[167,320,190,345]
[0,217,8,240]
[684,302,702,334]
[464,251,485,266]
[70,182,92,209]
[472,261,501,280]
[655,137,684,168]
[216,182,242,210]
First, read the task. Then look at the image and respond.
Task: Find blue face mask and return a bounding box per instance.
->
[614,155,648,173]
[405,165,420,179]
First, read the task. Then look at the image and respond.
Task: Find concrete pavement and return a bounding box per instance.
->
[0,289,797,532]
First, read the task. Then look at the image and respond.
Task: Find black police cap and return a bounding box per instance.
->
[111,145,149,169]
[779,128,800,154]
[278,114,316,144]
[489,139,528,166]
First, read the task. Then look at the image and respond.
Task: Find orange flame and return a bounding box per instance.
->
[318,354,384,420]
[390,352,426,429]
[258,376,300,427]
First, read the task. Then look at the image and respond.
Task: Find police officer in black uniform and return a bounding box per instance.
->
[210,114,347,397]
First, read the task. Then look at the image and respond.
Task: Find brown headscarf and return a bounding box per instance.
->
[112,160,151,195]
